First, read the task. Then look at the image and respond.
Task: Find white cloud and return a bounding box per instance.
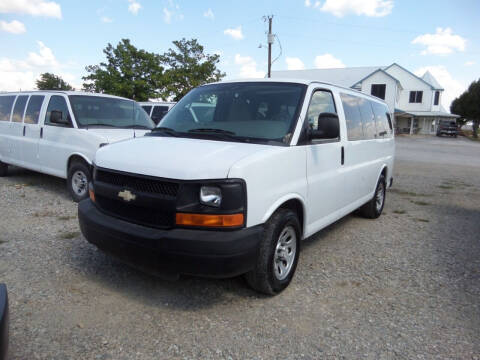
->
[317,0,393,17]
[0,41,79,91]
[128,0,141,15]
[285,57,305,70]
[414,65,465,110]
[412,27,466,55]
[304,0,311,7]
[0,20,26,34]
[0,0,61,18]
[224,26,244,40]
[163,7,172,23]
[314,53,345,68]
[465,61,475,66]
[235,54,264,78]
[101,16,113,23]
[203,8,214,20]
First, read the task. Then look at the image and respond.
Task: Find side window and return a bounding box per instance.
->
[12,95,29,123]
[141,105,152,115]
[151,106,169,123]
[358,98,376,139]
[434,91,440,105]
[371,102,391,137]
[306,90,336,131]
[24,95,45,124]
[340,93,364,141]
[0,96,16,122]
[45,95,71,126]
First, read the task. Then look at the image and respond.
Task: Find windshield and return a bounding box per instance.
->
[69,95,155,129]
[157,82,307,144]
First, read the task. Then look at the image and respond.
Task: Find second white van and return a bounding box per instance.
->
[79,79,395,294]
[0,91,154,201]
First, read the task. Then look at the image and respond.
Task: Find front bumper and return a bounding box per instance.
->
[78,200,263,279]
[0,284,8,360]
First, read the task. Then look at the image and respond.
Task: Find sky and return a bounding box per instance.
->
[0,0,479,110]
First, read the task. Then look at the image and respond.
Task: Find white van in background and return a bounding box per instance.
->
[79,79,395,294]
[138,102,176,124]
[0,91,154,201]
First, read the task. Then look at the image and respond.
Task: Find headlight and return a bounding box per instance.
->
[200,186,222,207]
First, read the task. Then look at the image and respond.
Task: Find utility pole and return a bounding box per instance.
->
[267,15,273,78]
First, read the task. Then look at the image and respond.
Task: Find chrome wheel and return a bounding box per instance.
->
[375,182,385,212]
[273,226,297,281]
[72,170,88,197]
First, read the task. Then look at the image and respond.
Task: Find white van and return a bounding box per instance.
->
[138,102,176,124]
[0,91,154,201]
[79,79,395,294]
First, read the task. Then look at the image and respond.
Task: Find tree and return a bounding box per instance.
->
[82,39,164,101]
[36,73,74,90]
[159,38,225,101]
[451,79,480,138]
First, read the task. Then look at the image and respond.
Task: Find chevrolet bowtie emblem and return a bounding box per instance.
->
[118,189,136,202]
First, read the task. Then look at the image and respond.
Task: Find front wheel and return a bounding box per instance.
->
[67,160,91,202]
[359,174,386,219]
[245,209,301,295]
[0,161,7,177]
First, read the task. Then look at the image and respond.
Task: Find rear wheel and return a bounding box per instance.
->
[0,161,7,177]
[245,209,301,295]
[359,174,386,219]
[67,160,91,202]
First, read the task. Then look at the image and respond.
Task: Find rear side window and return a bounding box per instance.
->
[371,101,391,136]
[358,98,376,139]
[24,95,45,124]
[12,95,29,123]
[151,105,169,124]
[45,95,71,126]
[141,105,152,115]
[0,96,15,122]
[340,93,364,141]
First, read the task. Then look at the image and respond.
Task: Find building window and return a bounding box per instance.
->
[409,91,423,103]
[371,84,386,100]
[434,91,440,105]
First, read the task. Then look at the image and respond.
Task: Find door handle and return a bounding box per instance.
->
[341,146,344,165]
[23,125,26,136]
[40,127,43,139]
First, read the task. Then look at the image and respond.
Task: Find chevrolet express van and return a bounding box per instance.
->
[79,79,395,294]
[138,102,176,124]
[0,91,154,201]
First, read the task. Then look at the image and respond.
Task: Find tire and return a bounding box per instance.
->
[245,209,301,295]
[67,160,91,202]
[0,161,7,177]
[359,174,386,219]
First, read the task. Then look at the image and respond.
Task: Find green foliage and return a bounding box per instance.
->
[82,39,164,101]
[36,73,74,90]
[451,79,480,138]
[159,38,225,101]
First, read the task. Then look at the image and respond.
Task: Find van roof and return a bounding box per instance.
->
[0,90,131,101]
[203,78,389,105]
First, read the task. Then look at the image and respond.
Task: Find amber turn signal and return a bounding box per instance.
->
[89,188,95,202]
[176,213,244,227]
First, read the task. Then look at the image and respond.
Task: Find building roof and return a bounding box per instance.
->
[421,71,444,90]
[270,66,383,88]
[396,110,460,118]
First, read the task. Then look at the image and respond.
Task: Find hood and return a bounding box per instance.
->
[94,136,273,180]
[85,128,150,144]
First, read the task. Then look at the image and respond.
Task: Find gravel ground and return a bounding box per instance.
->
[0,136,479,359]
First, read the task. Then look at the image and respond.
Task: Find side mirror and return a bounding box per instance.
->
[50,110,69,125]
[309,112,340,140]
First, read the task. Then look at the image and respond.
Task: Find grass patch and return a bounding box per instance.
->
[393,209,406,214]
[411,200,430,206]
[437,185,454,190]
[0,239,8,244]
[389,188,431,197]
[59,231,80,240]
[415,218,430,223]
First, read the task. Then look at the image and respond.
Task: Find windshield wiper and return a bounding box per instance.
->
[188,128,237,135]
[149,127,183,137]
